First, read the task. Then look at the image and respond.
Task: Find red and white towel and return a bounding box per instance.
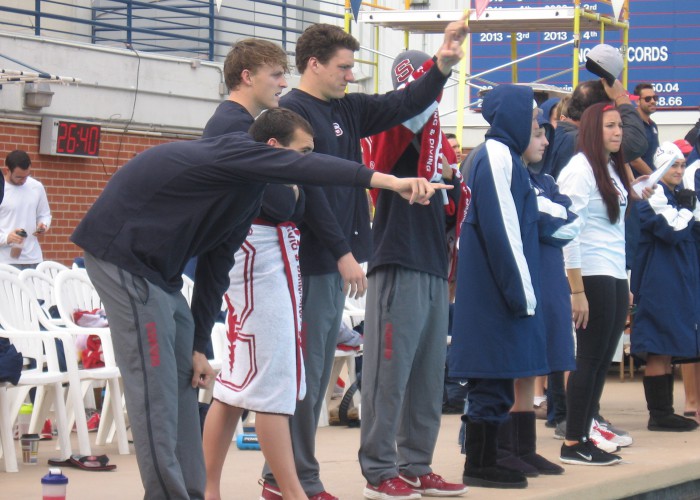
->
[361,58,470,279]
[214,222,305,415]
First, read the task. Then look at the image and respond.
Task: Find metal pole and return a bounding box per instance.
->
[209,0,215,61]
[374,25,379,94]
[282,0,288,52]
[510,32,517,83]
[126,0,133,47]
[345,0,351,33]
[404,0,410,49]
[622,0,629,89]
[456,8,470,146]
[572,0,581,88]
[35,0,41,36]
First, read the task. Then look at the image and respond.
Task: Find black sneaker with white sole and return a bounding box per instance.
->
[559,439,622,466]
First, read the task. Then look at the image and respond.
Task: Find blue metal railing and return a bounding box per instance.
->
[0,0,345,61]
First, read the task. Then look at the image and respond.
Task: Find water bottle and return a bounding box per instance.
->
[10,229,27,259]
[14,402,33,440]
[236,433,260,450]
[42,468,68,500]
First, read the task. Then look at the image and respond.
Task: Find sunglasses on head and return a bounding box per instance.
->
[642,95,658,103]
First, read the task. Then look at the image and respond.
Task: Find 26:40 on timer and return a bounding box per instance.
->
[39,116,101,158]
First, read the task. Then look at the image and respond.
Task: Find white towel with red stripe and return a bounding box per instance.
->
[214,222,305,415]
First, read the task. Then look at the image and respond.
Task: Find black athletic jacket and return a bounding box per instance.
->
[71,133,373,352]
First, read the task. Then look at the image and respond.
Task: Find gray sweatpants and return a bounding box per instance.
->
[85,253,205,500]
[359,266,447,485]
[263,272,345,496]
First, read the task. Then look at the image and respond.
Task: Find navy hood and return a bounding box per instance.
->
[483,84,534,155]
[540,97,560,123]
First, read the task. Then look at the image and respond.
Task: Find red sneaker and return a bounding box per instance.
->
[259,480,281,500]
[399,473,468,497]
[308,492,338,500]
[364,477,421,500]
[86,411,100,432]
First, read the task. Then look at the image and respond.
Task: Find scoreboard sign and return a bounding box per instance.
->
[470,0,698,109]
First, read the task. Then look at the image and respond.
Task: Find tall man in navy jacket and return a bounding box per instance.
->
[198,39,313,500]
[260,16,470,500]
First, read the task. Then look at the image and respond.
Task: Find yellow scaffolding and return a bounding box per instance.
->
[354,0,630,138]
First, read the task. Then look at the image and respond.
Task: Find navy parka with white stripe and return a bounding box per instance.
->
[530,172,579,372]
[449,85,548,379]
[631,183,700,360]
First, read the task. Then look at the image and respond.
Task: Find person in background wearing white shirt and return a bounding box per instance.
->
[0,150,51,269]
[557,102,631,466]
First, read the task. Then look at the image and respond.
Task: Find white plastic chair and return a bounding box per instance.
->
[181,274,195,306]
[342,262,367,328]
[0,270,96,456]
[183,274,226,403]
[343,296,366,329]
[321,274,367,427]
[18,269,64,327]
[36,261,69,281]
[0,381,17,472]
[53,270,130,454]
[54,270,104,324]
[319,347,360,428]
[0,328,73,471]
[0,264,20,276]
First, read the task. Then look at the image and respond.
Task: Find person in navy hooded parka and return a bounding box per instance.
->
[631,142,700,432]
[449,84,547,489]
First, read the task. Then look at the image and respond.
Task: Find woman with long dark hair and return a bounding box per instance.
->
[556,102,631,466]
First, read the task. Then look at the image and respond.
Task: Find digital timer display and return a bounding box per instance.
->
[39,116,101,157]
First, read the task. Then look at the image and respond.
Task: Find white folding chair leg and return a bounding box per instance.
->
[101,389,130,455]
[57,340,92,455]
[319,399,329,427]
[66,376,92,457]
[84,387,96,410]
[23,387,71,455]
[64,380,92,439]
[8,387,30,431]
[320,351,355,428]
[30,388,63,452]
[0,386,18,472]
[95,393,113,446]
[28,386,48,434]
[106,380,130,454]
[51,382,73,460]
[101,391,124,446]
[346,356,361,409]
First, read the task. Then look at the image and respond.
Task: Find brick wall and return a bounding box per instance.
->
[1,121,180,265]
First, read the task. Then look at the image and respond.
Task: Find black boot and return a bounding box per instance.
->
[463,419,528,489]
[643,375,699,432]
[511,411,564,475]
[496,415,539,477]
[665,373,700,429]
